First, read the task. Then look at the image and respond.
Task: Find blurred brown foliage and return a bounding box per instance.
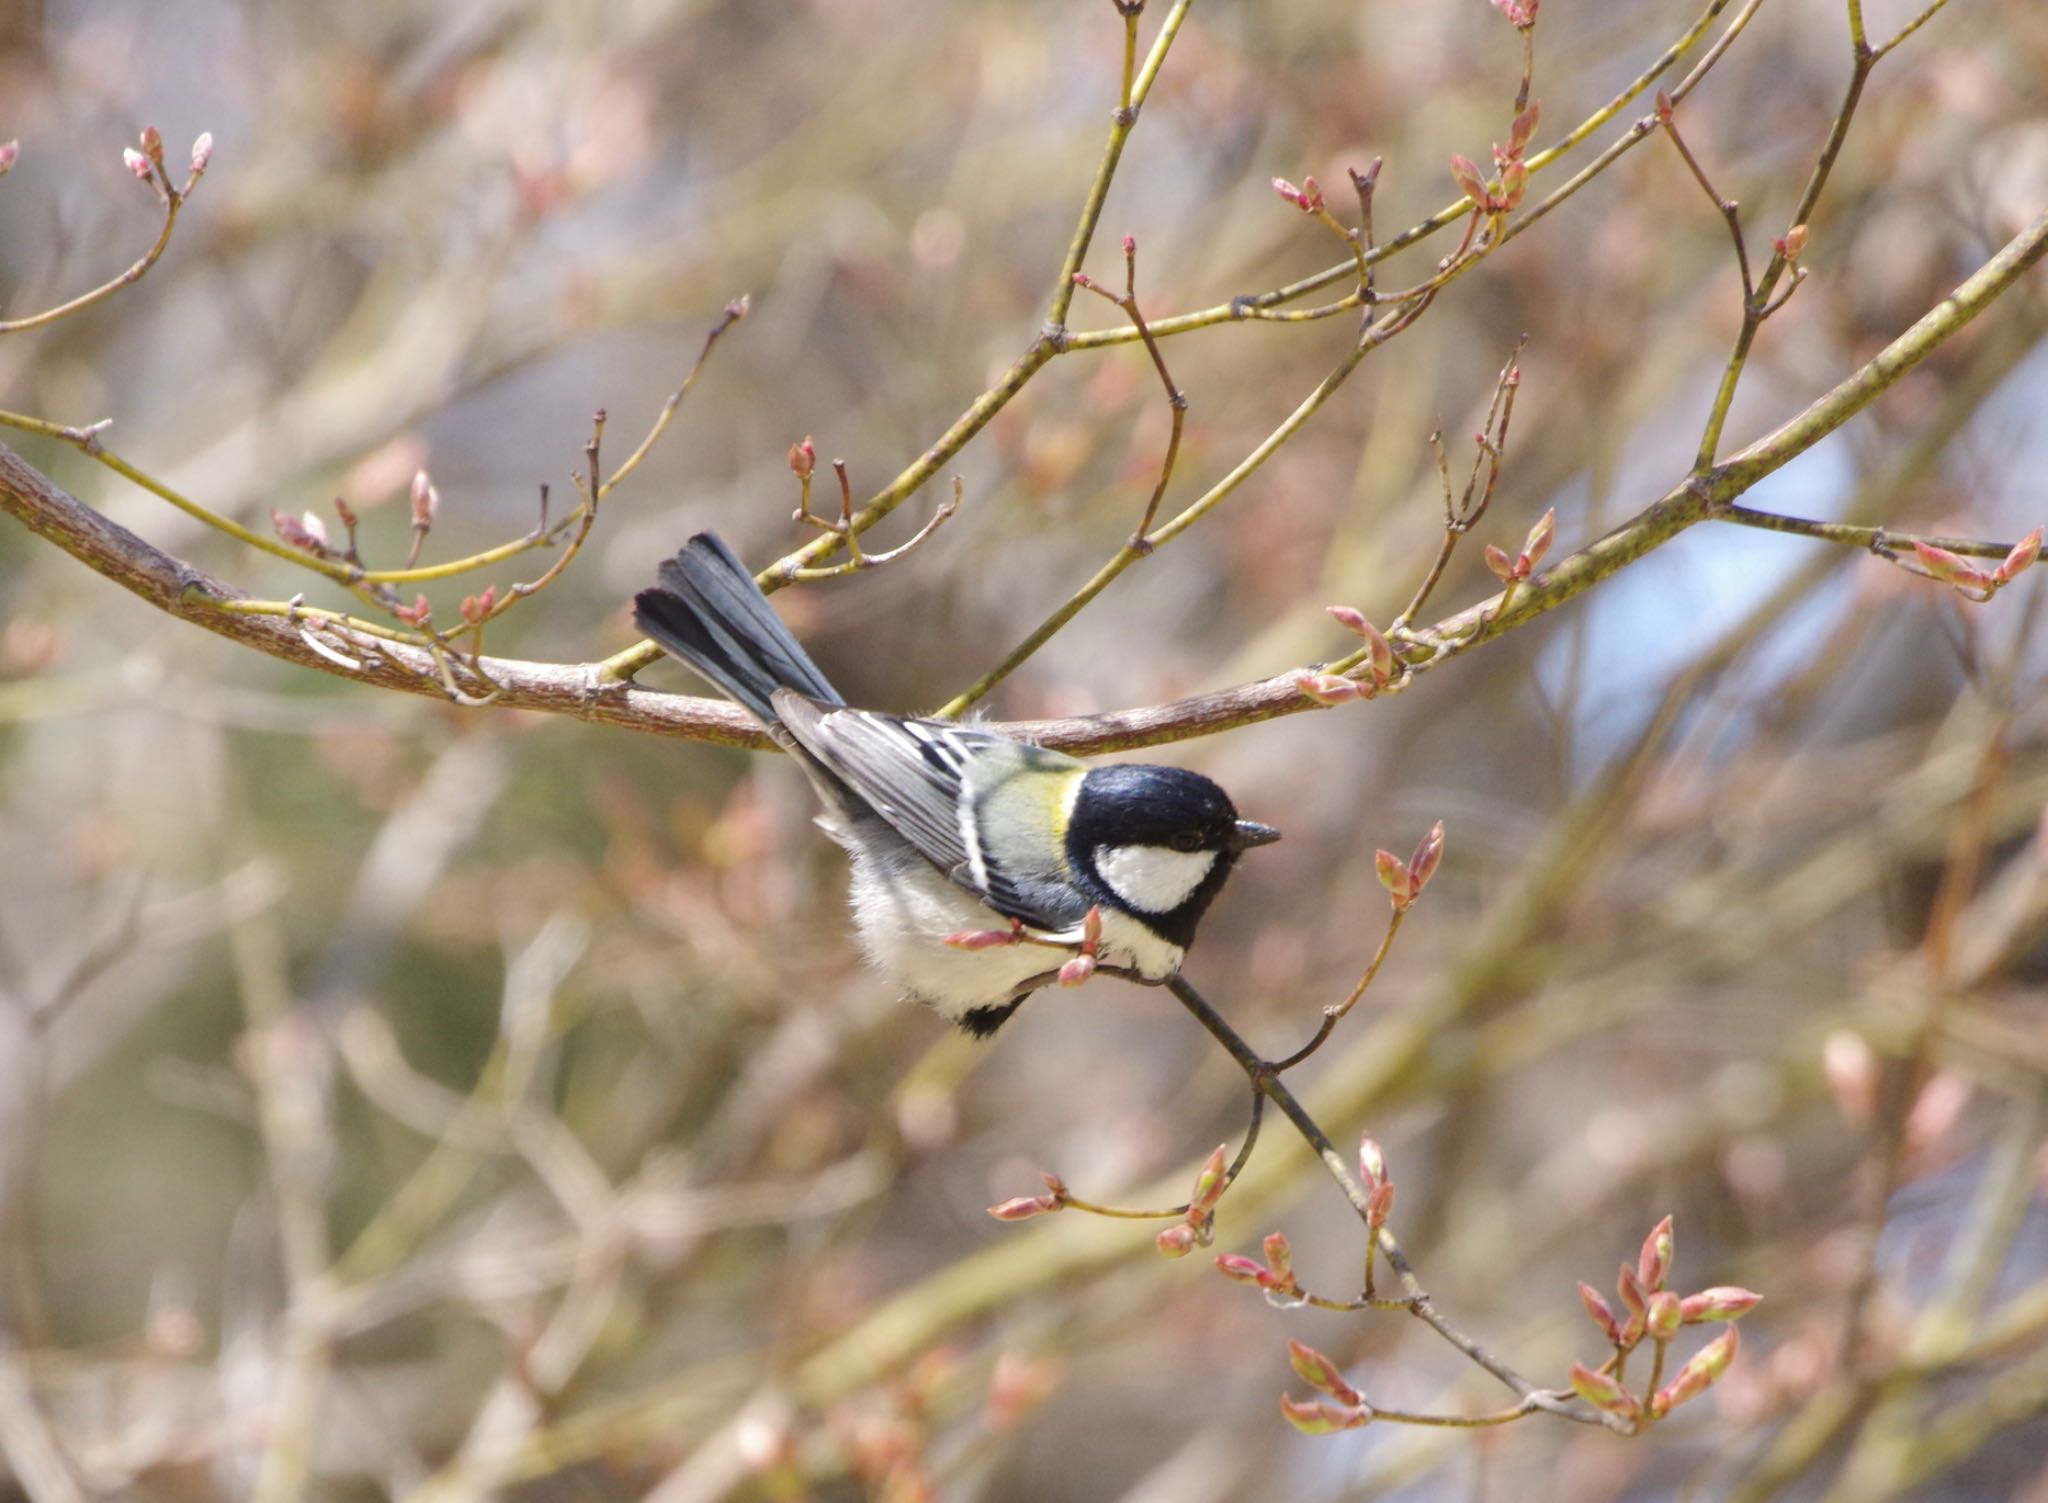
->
[2,0,2047,1499]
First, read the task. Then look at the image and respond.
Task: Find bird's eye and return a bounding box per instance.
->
[1168,831,1203,853]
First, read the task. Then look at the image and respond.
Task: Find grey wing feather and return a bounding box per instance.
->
[773,695,1087,934]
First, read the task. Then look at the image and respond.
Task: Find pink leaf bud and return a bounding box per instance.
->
[1057,951,1097,988]
[1215,1253,1268,1286]
[1509,100,1542,156]
[1357,1135,1386,1191]
[1995,527,2042,585]
[1680,1287,1763,1324]
[1522,508,1557,570]
[788,438,816,478]
[1654,88,1675,125]
[1155,1223,1197,1258]
[1490,0,1539,27]
[1779,223,1809,260]
[138,125,164,167]
[1499,158,1528,210]
[1375,849,1415,908]
[410,469,439,528]
[1190,1143,1231,1216]
[394,595,432,627]
[459,586,498,626]
[1367,1179,1395,1232]
[1484,542,1519,583]
[1652,1326,1739,1416]
[1039,1171,1068,1198]
[987,1194,1060,1221]
[1407,820,1445,895]
[333,497,358,532]
[1913,541,1990,592]
[1646,1291,1683,1343]
[272,510,325,553]
[1121,233,1135,258]
[1300,175,1323,211]
[1449,153,1489,209]
[1569,1361,1639,1421]
[1279,1395,1371,1434]
[123,147,153,181]
[1287,1340,1363,1405]
[189,132,214,177]
[1271,177,1308,210]
[944,927,1021,949]
[1638,1214,1675,1293]
[1293,670,1362,706]
[0,140,17,177]
[1326,604,1372,637]
[1578,1282,1622,1343]
[1262,1232,1294,1286]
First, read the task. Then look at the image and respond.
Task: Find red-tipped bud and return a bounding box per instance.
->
[1122,233,1136,257]
[1327,604,1371,637]
[1287,1341,1363,1404]
[944,927,1021,949]
[1654,88,1675,124]
[1293,670,1363,706]
[1367,1180,1395,1232]
[1156,1223,1198,1258]
[987,1194,1060,1221]
[459,585,498,626]
[333,497,358,532]
[1300,175,1323,210]
[1638,1214,1675,1293]
[0,140,17,177]
[788,438,816,478]
[394,595,432,627]
[1569,1362,1638,1420]
[1522,507,1557,570]
[1646,1291,1683,1343]
[1509,100,1542,156]
[1491,0,1538,27]
[1484,542,1520,583]
[1995,527,2042,585]
[1652,1326,1739,1416]
[1375,849,1414,908]
[1449,153,1489,209]
[1081,904,1102,949]
[1579,1282,1622,1343]
[410,469,439,528]
[1057,952,1097,988]
[1680,1287,1763,1323]
[123,147,153,181]
[1499,158,1528,210]
[1779,223,1809,260]
[272,509,327,554]
[1272,176,1311,211]
[1914,541,1990,592]
[1280,1395,1372,1434]
[138,125,164,168]
[189,132,214,178]
[1190,1143,1230,1216]
[1215,1253,1268,1286]
[1262,1231,1294,1285]
[1407,821,1445,895]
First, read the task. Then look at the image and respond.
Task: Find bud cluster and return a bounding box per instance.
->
[1451,96,1541,217]
[1374,822,1444,912]
[1156,1143,1232,1257]
[1280,1340,1374,1433]
[1484,506,1556,585]
[1567,1214,1761,1430]
[1913,529,2041,601]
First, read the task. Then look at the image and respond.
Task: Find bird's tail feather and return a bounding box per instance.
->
[632,533,844,722]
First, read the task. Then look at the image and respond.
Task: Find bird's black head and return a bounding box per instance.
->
[1064,764,1280,949]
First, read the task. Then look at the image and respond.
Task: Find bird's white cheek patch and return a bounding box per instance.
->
[1093,844,1216,914]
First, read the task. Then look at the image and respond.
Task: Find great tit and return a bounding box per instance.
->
[633,533,1280,1036]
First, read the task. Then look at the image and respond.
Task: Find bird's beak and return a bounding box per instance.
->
[1229,819,1282,851]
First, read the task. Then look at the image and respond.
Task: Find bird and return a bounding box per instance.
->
[632,532,1280,1036]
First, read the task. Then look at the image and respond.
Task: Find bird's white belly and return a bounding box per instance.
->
[842,846,1182,1021]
